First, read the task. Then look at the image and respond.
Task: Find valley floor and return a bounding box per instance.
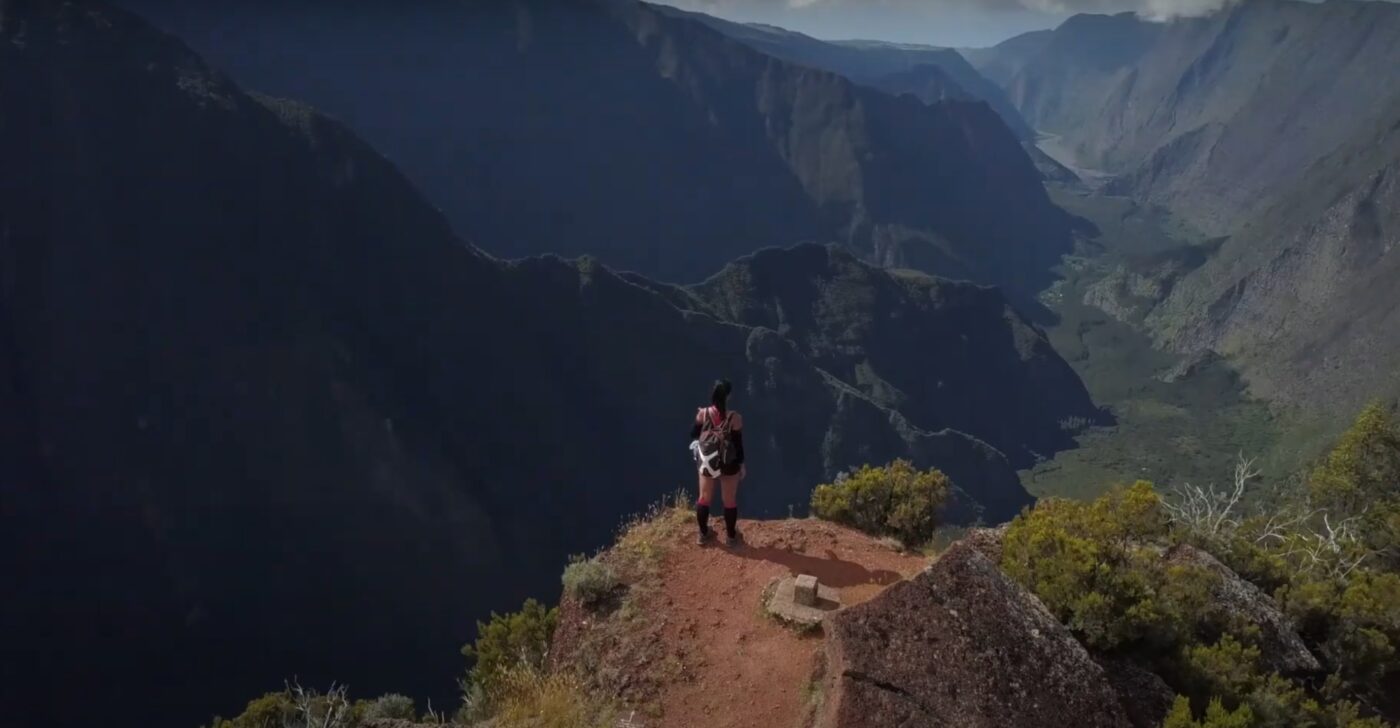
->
[1022,187,1314,501]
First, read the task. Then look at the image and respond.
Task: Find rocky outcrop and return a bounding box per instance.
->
[961,524,1009,564]
[1166,545,1321,675]
[818,542,1132,728]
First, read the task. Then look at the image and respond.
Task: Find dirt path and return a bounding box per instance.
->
[640,519,927,728]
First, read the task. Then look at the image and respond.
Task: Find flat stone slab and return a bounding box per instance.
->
[766,575,842,627]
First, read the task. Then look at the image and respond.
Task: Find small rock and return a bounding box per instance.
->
[795,574,819,607]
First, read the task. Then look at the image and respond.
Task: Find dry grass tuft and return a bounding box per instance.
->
[490,665,617,728]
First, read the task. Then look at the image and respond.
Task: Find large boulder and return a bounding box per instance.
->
[961,524,1009,564]
[818,541,1132,728]
[1166,544,1321,675]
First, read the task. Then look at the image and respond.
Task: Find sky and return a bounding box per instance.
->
[649,0,1256,48]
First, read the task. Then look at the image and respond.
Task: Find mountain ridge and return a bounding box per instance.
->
[993,0,1400,235]
[116,0,1068,292]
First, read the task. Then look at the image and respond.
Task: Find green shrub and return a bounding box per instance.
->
[1179,635,1265,708]
[1308,402,1400,566]
[462,598,558,700]
[1000,482,1215,652]
[810,460,950,545]
[206,691,296,728]
[1163,696,1255,728]
[360,693,415,722]
[561,555,619,607]
[1309,403,1400,515]
[1281,570,1400,692]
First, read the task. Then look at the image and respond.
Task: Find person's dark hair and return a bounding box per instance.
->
[710,379,733,413]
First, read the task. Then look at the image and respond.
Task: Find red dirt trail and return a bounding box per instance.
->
[640,518,927,728]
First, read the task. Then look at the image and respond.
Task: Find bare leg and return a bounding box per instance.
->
[696,474,717,539]
[720,475,739,509]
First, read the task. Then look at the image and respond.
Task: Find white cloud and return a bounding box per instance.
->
[1015,0,1234,19]
[653,0,1260,45]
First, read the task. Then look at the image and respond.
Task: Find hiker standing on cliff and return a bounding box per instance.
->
[690,379,745,546]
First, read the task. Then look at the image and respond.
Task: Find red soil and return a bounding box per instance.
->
[641,519,927,728]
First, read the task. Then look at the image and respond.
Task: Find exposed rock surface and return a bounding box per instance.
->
[1166,545,1321,675]
[1095,655,1177,728]
[819,542,1131,728]
[961,524,1009,564]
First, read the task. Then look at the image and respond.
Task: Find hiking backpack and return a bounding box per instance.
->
[696,407,736,476]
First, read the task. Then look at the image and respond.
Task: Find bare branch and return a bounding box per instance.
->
[1163,453,1262,541]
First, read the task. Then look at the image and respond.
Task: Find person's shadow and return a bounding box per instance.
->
[734,544,903,588]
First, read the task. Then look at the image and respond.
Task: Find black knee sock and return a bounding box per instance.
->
[724,507,738,537]
[696,503,711,534]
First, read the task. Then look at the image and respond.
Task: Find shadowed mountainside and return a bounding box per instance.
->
[116,0,1069,291]
[635,245,1105,464]
[0,2,1096,726]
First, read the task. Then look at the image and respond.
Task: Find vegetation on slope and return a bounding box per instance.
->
[1004,404,1400,727]
[1022,189,1293,502]
[207,404,1399,727]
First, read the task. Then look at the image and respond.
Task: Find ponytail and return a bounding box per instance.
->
[710,379,732,414]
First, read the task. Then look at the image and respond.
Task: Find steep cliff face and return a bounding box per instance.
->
[960,29,1054,87]
[982,1,1400,240]
[653,6,1035,141]
[0,3,1096,726]
[1148,101,1400,420]
[970,0,1400,428]
[117,0,1069,291]
[999,0,1400,235]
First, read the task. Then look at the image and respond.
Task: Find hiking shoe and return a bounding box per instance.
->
[697,530,714,546]
[724,530,743,548]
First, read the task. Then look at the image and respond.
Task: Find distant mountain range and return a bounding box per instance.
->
[982,0,1400,236]
[653,7,1035,141]
[0,2,1099,726]
[968,0,1400,425]
[116,0,1071,293]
